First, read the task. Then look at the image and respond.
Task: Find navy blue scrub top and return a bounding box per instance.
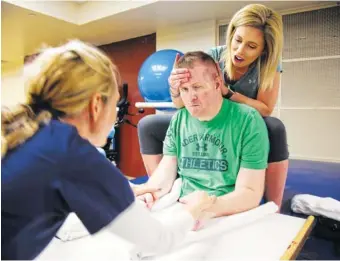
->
[1,120,134,260]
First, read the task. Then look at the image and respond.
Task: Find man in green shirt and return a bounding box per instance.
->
[141,51,269,218]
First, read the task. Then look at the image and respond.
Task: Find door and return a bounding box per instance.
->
[100,33,156,178]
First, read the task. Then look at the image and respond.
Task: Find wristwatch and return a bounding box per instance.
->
[223,85,235,99]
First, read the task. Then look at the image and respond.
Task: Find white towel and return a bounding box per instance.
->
[56,213,89,242]
[291,194,340,221]
[131,202,279,260]
[150,178,182,211]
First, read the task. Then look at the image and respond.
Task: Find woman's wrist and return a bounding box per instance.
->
[223,85,235,99]
[221,84,229,96]
[170,87,180,98]
[171,93,180,99]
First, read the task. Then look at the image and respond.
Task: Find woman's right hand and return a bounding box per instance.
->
[168,53,191,97]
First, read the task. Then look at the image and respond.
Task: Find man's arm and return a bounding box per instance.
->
[206,167,265,217]
[145,111,181,199]
[208,108,269,217]
[145,155,178,199]
[207,110,268,217]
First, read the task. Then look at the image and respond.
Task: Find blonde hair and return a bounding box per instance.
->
[2,40,120,158]
[223,4,283,91]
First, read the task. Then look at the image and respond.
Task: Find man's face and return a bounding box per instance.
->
[179,62,221,120]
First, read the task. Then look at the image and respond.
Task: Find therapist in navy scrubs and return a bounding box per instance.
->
[1,40,215,260]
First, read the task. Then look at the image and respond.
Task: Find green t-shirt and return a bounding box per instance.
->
[163,99,269,198]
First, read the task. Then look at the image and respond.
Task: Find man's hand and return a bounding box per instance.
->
[132,185,160,197]
[133,185,160,209]
[179,191,217,231]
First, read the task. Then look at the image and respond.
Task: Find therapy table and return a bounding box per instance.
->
[36,202,314,260]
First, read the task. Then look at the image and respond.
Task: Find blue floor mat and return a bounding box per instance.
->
[130,175,149,185]
[283,159,340,201]
[281,160,340,260]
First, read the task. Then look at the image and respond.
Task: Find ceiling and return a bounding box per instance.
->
[1,0,337,67]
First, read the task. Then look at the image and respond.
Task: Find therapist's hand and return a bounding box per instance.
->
[168,53,191,96]
[214,62,229,96]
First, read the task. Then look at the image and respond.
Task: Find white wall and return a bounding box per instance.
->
[279,7,340,163]
[1,64,26,107]
[155,19,217,115]
[4,0,78,24]
[78,1,157,24]
[156,19,216,52]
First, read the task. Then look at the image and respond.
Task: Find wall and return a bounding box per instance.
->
[156,19,216,52]
[280,7,340,162]
[1,63,25,107]
[155,19,217,116]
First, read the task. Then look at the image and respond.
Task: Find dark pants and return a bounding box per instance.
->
[137,114,289,163]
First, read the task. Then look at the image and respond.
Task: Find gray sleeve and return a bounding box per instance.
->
[206,46,226,71]
[206,47,218,61]
[277,59,283,73]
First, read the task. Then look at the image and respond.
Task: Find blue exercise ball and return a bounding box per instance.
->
[138,49,184,104]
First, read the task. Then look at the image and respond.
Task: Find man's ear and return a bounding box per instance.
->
[88,93,103,126]
[215,75,223,90]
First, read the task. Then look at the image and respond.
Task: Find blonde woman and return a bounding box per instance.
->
[138,4,288,209]
[1,40,215,260]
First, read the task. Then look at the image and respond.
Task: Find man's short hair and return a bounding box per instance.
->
[176,51,219,79]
